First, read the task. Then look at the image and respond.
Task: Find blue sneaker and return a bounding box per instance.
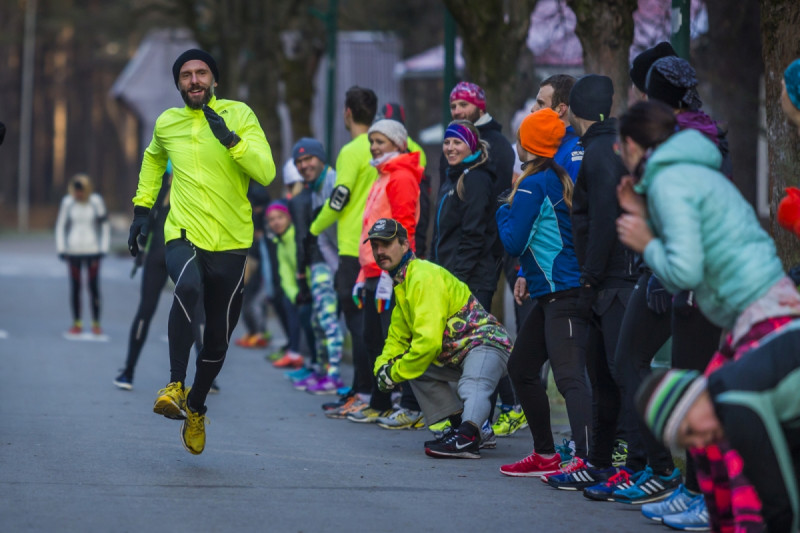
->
[662,494,710,531]
[583,466,637,502]
[613,466,681,504]
[642,484,699,521]
[285,367,312,382]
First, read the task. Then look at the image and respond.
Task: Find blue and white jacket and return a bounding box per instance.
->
[496,168,580,299]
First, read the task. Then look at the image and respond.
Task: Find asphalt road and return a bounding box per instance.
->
[0,232,653,533]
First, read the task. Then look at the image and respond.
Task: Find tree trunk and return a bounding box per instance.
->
[760,0,800,266]
[701,0,761,206]
[566,0,637,116]
[442,0,539,137]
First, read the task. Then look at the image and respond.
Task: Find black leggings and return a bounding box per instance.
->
[335,255,369,394]
[67,255,101,323]
[165,239,246,411]
[586,286,634,469]
[363,281,394,411]
[122,243,204,380]
[508,290,592,457]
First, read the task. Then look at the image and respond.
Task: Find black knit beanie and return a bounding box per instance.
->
[629,42,676,93]
[569,75,614,122]
[172,49,219,87]
[645,56,703,111]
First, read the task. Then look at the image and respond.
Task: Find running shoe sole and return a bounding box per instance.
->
[153,397,186,420]
[424,447,480,459]
[113,379,132,391]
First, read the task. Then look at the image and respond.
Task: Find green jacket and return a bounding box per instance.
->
[375,259,512,382]
[637,129,784,329]
[310,133,376,257]
[274,224,299,303]
[133,96,275,251]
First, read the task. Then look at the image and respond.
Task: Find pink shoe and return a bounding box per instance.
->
[272,351,304,369]
[500,451,561,477]
[306,375,345,395]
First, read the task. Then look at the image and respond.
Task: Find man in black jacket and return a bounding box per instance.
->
[547,75,638,491]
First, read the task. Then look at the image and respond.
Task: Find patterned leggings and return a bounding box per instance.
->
[310,263,343,375]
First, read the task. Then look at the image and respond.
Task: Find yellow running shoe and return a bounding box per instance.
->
[181,404,208,455]
[153,382,186,420]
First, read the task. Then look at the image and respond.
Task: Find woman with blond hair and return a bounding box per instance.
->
[55,173,110,335]
[495,108,592,478]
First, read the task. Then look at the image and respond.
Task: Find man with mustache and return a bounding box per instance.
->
[128,49,275,455]
[368,218,512,458]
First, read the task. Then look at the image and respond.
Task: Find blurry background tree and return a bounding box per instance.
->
[442,0,539,134]
[567,0,638,114]
[760,0,800,266]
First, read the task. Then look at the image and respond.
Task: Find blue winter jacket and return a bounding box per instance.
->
[496,168,580,299]
[556,126,583,183]
[636,129,785,329]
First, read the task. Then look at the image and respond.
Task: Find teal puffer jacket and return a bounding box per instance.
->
[636,129,785,329]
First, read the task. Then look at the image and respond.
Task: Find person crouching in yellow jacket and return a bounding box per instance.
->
[368,218,513,459]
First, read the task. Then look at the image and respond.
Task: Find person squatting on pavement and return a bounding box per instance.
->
[368,218,513,459]
[55,173,110,336]
[129,49,275,455]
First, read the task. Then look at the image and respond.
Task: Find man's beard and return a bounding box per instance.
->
[180,85,213,109]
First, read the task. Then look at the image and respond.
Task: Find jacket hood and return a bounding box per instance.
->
[378,151,424,184]
[635,129,723,194]
[676,110,719,146]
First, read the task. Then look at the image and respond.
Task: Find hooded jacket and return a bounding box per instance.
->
[358,152,423,280]
[496,168,580,298]
[571,118,637,288]
[433,156,500,293]
[374,258,512,382]
[134,96,275,252]
[636,129,785,329]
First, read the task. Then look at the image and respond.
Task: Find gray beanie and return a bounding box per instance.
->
[368,119,408,151]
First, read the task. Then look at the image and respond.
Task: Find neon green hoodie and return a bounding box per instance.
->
[375,259,512,382]
[133,96,275,251]
[309,133,376,257]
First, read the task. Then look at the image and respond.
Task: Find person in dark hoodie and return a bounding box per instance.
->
[628,41,676,103]
[433,120,499,311]
[546,74,638,491]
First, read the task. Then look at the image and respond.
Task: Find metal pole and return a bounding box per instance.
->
[670,0,690,60]
[442,6,456,129]
[324,0,338,155]
[18,0,37,232]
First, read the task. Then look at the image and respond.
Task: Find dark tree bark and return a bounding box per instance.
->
[760,0,800,266]
[566,0,637,116]
[442,0,539,135]
[700,0,761,206]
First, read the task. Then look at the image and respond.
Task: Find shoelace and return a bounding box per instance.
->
[633,466,655,487]
[606,469,631,486]
[555,439,574,459]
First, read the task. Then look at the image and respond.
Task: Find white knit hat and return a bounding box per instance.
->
[368,119,408,151]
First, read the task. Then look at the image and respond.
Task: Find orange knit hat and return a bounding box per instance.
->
[518,108,566,159]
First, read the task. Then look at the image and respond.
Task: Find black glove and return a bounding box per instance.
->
[127,206,150,257]
[295,275,312,305]
[58,253,67,261]
[202,104,236,147]
[574,283,597,320]
[645,274,672,314]
[376,364,395,393]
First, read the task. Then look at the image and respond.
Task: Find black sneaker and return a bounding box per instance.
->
[425,430,480,459]
[113,372,133,391]
[424,426,456,447]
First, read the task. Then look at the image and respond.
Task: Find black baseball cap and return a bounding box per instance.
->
[363,218,408,243]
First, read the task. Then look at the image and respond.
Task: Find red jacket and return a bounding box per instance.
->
[358,151,423,280]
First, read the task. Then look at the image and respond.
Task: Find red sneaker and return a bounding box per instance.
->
[68,325,82,335]
[500,451,561,477]
[272,352,304,368]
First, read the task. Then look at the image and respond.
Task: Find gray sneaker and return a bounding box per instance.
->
[480,419,497,449]
[377,408,424,430]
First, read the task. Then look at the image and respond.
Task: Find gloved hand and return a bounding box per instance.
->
[352,281,365,310]
[127,206,150,257]
[202,104,237,147]
[574,283,596,320]
[645,274,672,314]
[376,364,395,393]
[295,275,312,305]
[672,290,697,317]
[375,271,393,312]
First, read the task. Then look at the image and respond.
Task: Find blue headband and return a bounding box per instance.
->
[444,123,478,153]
